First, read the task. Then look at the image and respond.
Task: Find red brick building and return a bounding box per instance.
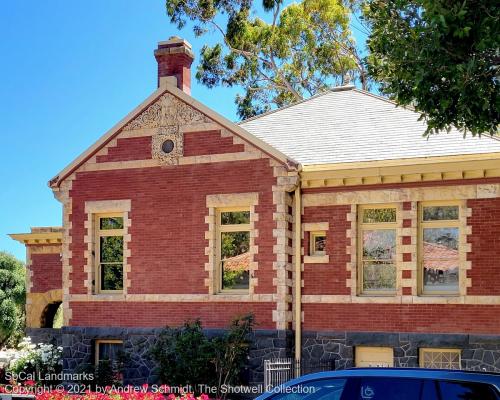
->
[11,37,500,383]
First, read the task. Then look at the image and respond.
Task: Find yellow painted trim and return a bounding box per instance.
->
[355,346,394,367]
[419,348,461,369]
[215,207,252,294]
[94,213,125,295]
[294,185,302,369]
[309,231,326,256]
[301,153,500,188]
[357,204,398,296]
[9,232,62,244]
[95,339,123,366]
[417,201,462,296]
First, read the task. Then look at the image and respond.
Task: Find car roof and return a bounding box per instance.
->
[280,368,500,389]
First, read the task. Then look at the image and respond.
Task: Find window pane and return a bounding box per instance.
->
[357,378,421,400]
[439,381,497,400]
[100,236,123,262]
[271,378,347,400]
[221,211,250,225]
[98,342,123,363]
[362,208,396,223]
[423,228,459,292]
[423,206,459,221]
[100,217,124,230]
[100,263,123,290]
[363,262,396,291]
[313,235,326,253]
[221,231,250,290]
[363,230,396,260]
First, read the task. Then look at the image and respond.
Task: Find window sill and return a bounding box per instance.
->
[358,293,397,297]
[216,290,250,295]
[419,293,460,297]
[304,255,330,264]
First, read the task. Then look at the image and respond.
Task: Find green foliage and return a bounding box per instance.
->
[364,0,499,136]
[8,338,62,384]
[150,320,214,387]
[150,314,255,396]
[0,252,25,347]
[222,268,246,288]
[166,0,367,118]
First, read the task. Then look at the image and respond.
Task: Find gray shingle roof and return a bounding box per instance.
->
[239,86,500,166]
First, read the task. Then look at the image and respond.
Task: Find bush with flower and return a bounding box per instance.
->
[7,337,63,384]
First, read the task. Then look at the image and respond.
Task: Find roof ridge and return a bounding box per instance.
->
[238,85,356,125]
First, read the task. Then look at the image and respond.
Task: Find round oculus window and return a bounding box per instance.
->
[161,139,175,154]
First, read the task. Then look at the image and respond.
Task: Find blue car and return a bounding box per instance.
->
[256,368,500,400]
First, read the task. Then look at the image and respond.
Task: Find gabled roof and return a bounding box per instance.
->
[49,83,297,188]
[240,86,500,167]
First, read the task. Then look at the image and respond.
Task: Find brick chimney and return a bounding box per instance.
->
[154,36,194,94]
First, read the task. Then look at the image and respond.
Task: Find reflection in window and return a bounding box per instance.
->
[218,209,251,291]
[439,381,497,400]
[96,215,124,292]
[423,205,459,221]
[420,205,460,294]
[96,341,123,364]
[221,231,250,290]
[221,211,250,225]
[359,206,397,294]
[310,232,326,256]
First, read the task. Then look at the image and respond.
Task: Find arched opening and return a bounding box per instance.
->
[40,302,63,328]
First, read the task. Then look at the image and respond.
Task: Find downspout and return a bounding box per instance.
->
[294,182,302,376]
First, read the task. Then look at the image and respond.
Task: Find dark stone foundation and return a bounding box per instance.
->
[27,327,292,385]
[26,327,500,386]
[300,331,500,372]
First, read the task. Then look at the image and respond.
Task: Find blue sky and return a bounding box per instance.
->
[0,1,367,261]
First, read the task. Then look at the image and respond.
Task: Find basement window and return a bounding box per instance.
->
[419,348,461,369]
[95,340,124,375]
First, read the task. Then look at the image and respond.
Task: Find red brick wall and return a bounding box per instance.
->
[70,302,274,328]
[467,197,500,295]
[96,137,152,163]
[183,130,245,156]
[303,303,500,334]
[302,205,351,295]
[68,157,278,325]
[30,251,62,293]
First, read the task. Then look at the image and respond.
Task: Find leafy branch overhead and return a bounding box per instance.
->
[166,0,367,119]
[364,0,499,136]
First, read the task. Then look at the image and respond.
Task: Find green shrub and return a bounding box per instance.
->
[150,314,255,396]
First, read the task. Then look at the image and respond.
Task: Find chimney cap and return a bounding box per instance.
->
[158,36,192,50]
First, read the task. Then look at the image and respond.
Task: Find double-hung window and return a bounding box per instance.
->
[358,205,397,295]
[217,209,251,292]
[419,203,460,294]
[95,214,124,293]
